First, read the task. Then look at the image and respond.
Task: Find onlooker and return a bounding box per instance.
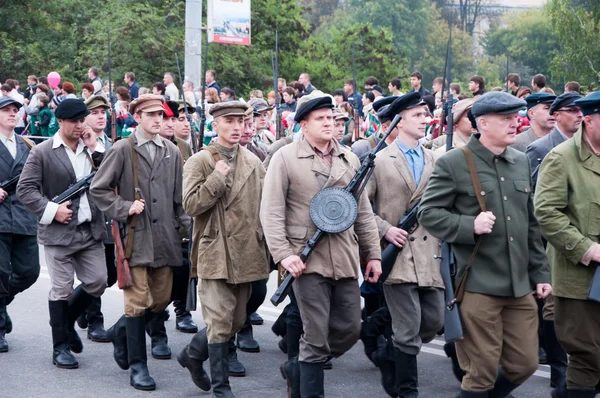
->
[343,79,363,115]
[250,90,264,99]
[220,87,236,102]
[51,83,64,109]
[450,83,461,97]
[88,67,104,95]
[564,81,580,93]
[408,71,431,96]
[115,87,136,137]
[506,73,521,95]
[280,87,297,112]
[333,89,347,105]
[371,85,384,101]
[163,72,179,101]
[267,91,276,107]
[36,94,57,136]
[298,72,316,95]
[183,80,197,106]
[152,82,167,100]
[138,87,150,96]
[540,87,555,94]
[388,78,403,96]
[62,82,77,99]
[290,81,304,98]
[364,76,379,90]
[277,78,286,94]
[205,69,221,95]
[0,84,10,96]
[468,76,486,98]
[4,79,25,134]
[124,72,139,100]
[515,86,532,99]
[23,75,38,101]
[532,74,546,92]
[81,83,95,100]
[432,77,447,95]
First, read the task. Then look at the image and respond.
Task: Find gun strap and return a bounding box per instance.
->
[124,136,141,260]
[83,149,98,171]
[205,145,223,162]
[454,147,486,303]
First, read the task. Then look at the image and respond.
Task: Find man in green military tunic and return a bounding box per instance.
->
[535,91,600,398]
[418,91,552,397]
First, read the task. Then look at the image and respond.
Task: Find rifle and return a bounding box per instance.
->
[0,174,20,195]
[379,201,421,282]
[437,241,463,342]
[587,261,600,302]
[351,47,360,142]
[176,52,197,153]
[112,218,133,289]
[198,38,208,150]
[272,31,282,139]
[52,171,96,204]
[107,29,116,143]
[270,114,403,306]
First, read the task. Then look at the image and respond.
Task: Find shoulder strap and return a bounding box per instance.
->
[19,136,34,149]
[124,136,141,260]
[206,145,223,162]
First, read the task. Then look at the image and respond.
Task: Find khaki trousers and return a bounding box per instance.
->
[123,266,173,317]
[542,293,556,321]
[456,292,539,392]
[199,279,251,344]
[554,296,600,390]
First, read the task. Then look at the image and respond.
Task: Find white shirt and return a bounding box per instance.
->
[40,133,103,225]
[8,90,25,128]
[165,83,179,102]
[0,132,17,159]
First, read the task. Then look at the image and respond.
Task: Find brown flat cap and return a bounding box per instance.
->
[244,106,254,120]
[453,98,475,124]
[129,94,165,115]
[85,95,110,111]
[209,101,250,118]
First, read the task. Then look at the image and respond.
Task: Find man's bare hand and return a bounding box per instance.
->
[0,188,7,203]
[82,127,97,152]
[474,211,496,235]
[281,255,306,279]
[128,199,145,216]
[54,201,73,224]
[536,283,552,299]
[364,260,382,283]
[214,160,230,177]
[384,227,409,248]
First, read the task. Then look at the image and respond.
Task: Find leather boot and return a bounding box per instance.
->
[174,299,198,333]
[0,298,8,352]
[373,338,396,397]
[281,356,300,398]
[286,322,303,360]
[323,358,333,370]
[237,318,259,353]
[272,305,289,337]
[145,309,171,359]
[67,285,95,354]
[543,320,567,390]
[394,347,418,398]
[360,316,381,366]
[178,327,210,391]
[460,390,490,397]
[126,315,156,391]
[444,342,466,383]
[4,308,11,334]
[49,300,78,369]
[299,361,325,398]
[106,315,129,370]
[228,336,246,377]
[208,342,235,397]
[250,312,264,325]
[489,372,520,398]
[86,297,109,342]
[567,390,596,397]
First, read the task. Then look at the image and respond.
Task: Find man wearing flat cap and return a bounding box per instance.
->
[239,107,268,162]
[510,92,556,153]
[0,96,39,353]
[261,91,382,397]
[249,98,276,146]
[535,91,600,398]
[526,92,582,189]
[432,98,477,153]
[89,94,189,391]
[365,92,444,397]
[418,91,552,397]
[177,101,269,396]
[17,98,107,369]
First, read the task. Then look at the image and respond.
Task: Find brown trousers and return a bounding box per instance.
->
[124,266,173,317]
[542,293,556,321]
[199,279,251,344]
[554,296,600,390]
[294,273,361,363]
[456,292,539,392]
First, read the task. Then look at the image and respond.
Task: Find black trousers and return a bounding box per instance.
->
[0,233,40,303]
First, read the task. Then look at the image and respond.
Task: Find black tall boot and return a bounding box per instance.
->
[174,299,198,333]
[373,337,396,397]
[444,342,466,383]
[394,347,418,398]
[459,390,490,397]
[237,318,259,353]
[360,316,381,366]
[208,342,234,397]
[178,327,211,391]
[286,322,303,360]
[299,361,325,398]
[49,300,78,369]
[272,305,289,337]
[85,297,109,342]
[567,390,596,397]
[0,298,8,352]
[281,356,301,398]
[489,372,520,398]
[106,315,129,370]
[126,316,156,391]
[67,285,95,353]
[145,309,171,359]
[543,320,567,389]
[228,336,246,377]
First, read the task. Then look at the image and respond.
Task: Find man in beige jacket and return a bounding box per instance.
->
[260,91,382,397]
[177,101,269,397]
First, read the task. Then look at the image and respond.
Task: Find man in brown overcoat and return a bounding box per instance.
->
[89,94,190,391]
[177,101,269,397]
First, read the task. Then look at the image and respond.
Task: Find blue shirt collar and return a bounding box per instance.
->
[395,139,423,155]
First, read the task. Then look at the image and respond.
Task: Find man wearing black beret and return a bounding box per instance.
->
[17,98,108,369]
[418,91,552,397]
[351,95,399,161]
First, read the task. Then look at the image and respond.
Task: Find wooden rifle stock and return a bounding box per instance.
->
[112,219,132,289]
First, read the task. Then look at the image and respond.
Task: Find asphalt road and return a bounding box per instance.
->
[1,257,556,398]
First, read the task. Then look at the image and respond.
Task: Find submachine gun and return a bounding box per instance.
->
[0,174,20,195]
[270,114,403,306]
[52,171,97,204]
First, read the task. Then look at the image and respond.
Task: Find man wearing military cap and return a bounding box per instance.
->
[365,92,444,397]
[418,91,552,397]
[510,92,557,152]
[526,91,582,189]
[89,94,190,390]
[175,101,197,150]
[0,96,39,353]
[17,98,108,369]
[535,91,600,398]
[261,91,382,397]
[249,98,276,146]
[178,101,269,396]
[333,110,350,145]
[351,95,399,161]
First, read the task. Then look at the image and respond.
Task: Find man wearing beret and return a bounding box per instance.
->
[178,101,269,397]
[0,97,39,353]
[351,95,399,161]
[366,93,444,397]
[17,98,107,369]
[261,91,382,397]
[249,98,276,146]
[418,91,552,397]
[510,92,557,152]
[534,91,600,398]
[526,92,582,189]
[89,94,190,390]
